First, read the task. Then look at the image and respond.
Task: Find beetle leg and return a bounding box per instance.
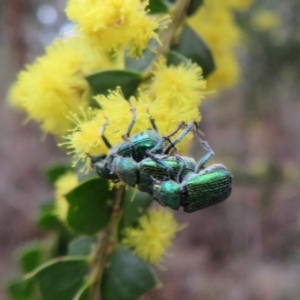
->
[148,121,186,155]
[147,108,159,131]
[125,102,137,138]
[146,151,176,180]
[163,121,195,154]
[175,155,187,183]
[194,127,215,173]
[100,118,112,149]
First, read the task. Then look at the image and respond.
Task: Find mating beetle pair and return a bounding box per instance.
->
[89,104,186,180]
[150,138,232,213]
[89,103,233,213]
[112,129,232,212]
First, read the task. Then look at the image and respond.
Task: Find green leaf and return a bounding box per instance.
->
[86,70,142,99]
[73,282,91,300]
[36,201,63,232]
[68,236,96,256]
[66,178,113,234]
[45,165,72,186]
[6,278,36,300]
[30,257,89,300]
[125,39,158,72]
[186,0,203,16]
[121,188,153,228]
[171,24,215,77]
[102,246,159,300]
[17,242,45,273]
[166,50,189,67]
[147,0,168,14]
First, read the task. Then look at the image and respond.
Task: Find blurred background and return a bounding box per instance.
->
[1,0,300,299]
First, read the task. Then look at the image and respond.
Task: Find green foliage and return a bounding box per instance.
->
[7,278,37,300]
[86,70,142,99]
[186,0,203,16]
[125,39,158,72]
[101,246,159,300]
[36,201,72,257]
[166,50,189,67]
[73,282,92,300]
[45,165,72,186]
[68,236,96,256]
[18,242,45,273]
[65,178,113,234]
[121,188,153,228]
[171,24,215,77]
[36,201,63,232]
[147,0,169,13]
[30,257,89,300]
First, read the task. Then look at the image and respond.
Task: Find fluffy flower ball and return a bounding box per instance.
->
[66,0,166,56]
[122,208,182,263]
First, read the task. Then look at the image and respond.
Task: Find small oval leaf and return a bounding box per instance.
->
[121,188,153,228]
[86,70,142,99]
[66,178,113,234]
[45,164,72,186]
[36,201,64,232]
[30,257,89,300]
[6,277,36,300]
[101,246,159,300]
[166,50,190,67]
[73,281,91,300]
[187,0,203,17]
[68,236,96,256]
[147,0,168,14]
[171,24,215,77]
[125,39,158,72]
[18,242,45,273]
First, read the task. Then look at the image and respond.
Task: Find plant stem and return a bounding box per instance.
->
[143,0,190,79]
[90,185,126,300]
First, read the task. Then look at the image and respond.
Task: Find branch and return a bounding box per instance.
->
[90,185,126,300]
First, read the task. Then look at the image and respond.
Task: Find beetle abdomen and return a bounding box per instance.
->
[183,165,233,213]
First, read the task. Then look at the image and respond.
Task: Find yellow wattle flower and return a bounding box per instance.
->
[66,0,165,56]
[64,61,207,171]
[150,59,206,109]
[207,52,239,90]
[54,171,78,222]
[63,91,150,171]
[9,38,89,135]
[8,36,119,135]
[122,208,182,263]
[188,0,254,91]
[63,107,106,169]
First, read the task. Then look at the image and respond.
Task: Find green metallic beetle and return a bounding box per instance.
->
[110,121,198,193]
[89,103,186,180]
[111,154,197,195]
[151,135,233,212]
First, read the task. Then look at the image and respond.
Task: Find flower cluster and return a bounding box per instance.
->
[188,0,254,90]
[66,0,166,56]
[9,37,121,135]
[9,0,164,135]
[64,60,206,171]
[122,208,182,263]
